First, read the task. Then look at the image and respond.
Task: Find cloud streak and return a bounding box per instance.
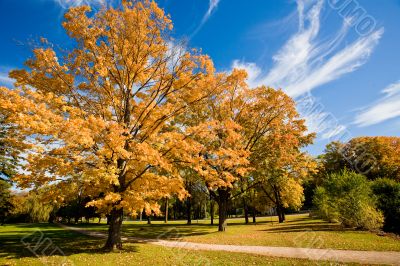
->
[354,81,400,127]
[231,0,383,139]
[53,0,106,9]
[231,60,261,88]
[297,94,348,141]
[233,0,383,98]
[190,0,220,38]
[0,67,14,87]
[202,0,220,25]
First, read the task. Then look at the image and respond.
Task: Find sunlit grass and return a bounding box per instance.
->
[0,223,344,266]
[70,213,400,251]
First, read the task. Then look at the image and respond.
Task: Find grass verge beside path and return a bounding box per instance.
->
[0,223,347,266]
[69,213,400,252]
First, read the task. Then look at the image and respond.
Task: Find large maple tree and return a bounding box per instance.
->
[0,1,220,250]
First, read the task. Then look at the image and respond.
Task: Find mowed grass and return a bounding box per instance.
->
[0,223,345,266]
[72,213,400,251]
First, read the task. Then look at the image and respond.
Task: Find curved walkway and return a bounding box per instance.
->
[58,224,400,265]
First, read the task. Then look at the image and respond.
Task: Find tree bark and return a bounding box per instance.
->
[252,206,256,223]
[210,200,214,225]
[186,196,192,225]
[274,188,285,223]
[217,188,230,232]
[104,207,123,250]
[164,197,169,223]
[243,199,249,224]
[277,204,285,223]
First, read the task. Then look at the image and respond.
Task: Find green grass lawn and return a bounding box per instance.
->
[72,213,400,251]
[0,223,350,266]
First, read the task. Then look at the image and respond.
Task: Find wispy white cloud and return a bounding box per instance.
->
[232,0,384,98]
[202,0,220,25]
[297,94,348,141]
[231,60,261,88]
[191,0,220,38]
[231,0,384,139]
[53,0,106,9]
[0,67,14,87]
[354,81,400,127]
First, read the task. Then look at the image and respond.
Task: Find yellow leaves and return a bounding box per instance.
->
[198,54,215,74]
[87,192,121,213]
[279,177,304,209]
[235,167,249,177]
[0,0,317,222]
[31,48,59,69]
[94,63,108,77]
[105,192,122,202]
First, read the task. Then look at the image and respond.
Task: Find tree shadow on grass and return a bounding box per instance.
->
[120,215,316,239]
[260,222,347,233]
[115,215,316,240]
[122,223,215,240]
[0,224,138,260]
[64,221,220,240]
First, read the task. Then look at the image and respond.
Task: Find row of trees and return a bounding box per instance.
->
[0,1,315,250]
[4,135,398,231]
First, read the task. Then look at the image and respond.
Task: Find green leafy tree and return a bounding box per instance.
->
[0,180,12,225]
[0,115,20,180]
[313,169,383,230]
[372,178,400,234]
[10,189,56,223]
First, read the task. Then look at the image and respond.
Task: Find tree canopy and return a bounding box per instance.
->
[0,0,315,248]
[318,137,400,181]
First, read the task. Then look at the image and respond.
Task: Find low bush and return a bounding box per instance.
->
[313,170,383,230]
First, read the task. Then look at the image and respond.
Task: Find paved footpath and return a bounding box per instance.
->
[58,224,400,265]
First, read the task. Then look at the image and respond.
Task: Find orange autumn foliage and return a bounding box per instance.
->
[0,1,218,219]
[0,0,315,246]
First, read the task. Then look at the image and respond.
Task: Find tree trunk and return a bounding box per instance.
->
[277,205,285,223]
[243,199,249,224]
[186,196,192,225]
[274,188,285,223]
[277,206,283,223]
[278,207,285,223]
[210,200,214,225]
[217,188,230,232]
[252,206,256,223]
[104,207,123,251]
[164,197,169,223]
[275,195,286,223]
[147,215,151,224]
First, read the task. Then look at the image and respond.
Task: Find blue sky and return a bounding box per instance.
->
[0,0,399,155]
